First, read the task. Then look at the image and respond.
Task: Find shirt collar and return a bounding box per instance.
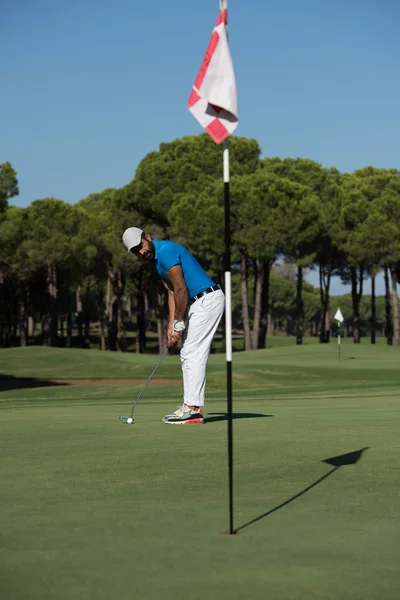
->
[152,238,160,262]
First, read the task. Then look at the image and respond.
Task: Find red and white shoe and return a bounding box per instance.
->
[162,405,204,425]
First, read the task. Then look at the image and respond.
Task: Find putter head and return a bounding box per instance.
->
[119,416,135,424]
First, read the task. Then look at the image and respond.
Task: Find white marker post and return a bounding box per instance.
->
[334,308,344,360]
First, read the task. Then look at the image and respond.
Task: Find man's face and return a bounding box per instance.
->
[130,234,155,261]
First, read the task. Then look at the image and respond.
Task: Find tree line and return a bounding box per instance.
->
[1,134,399,352]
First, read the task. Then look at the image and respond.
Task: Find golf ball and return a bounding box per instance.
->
[127,418,133,424]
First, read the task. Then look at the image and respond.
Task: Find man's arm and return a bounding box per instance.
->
[165,265,188,320]
[161,280,176,333]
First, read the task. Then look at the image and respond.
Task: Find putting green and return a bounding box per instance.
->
[1,343,399,599]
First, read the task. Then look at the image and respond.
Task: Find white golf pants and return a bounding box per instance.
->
[181,289,225,407]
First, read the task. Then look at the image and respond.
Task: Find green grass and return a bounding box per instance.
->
[1,342,400,600]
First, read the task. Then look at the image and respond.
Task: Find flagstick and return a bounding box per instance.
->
[223,0,234,537]
[334,309,344,362]
[187,0,237,534]
[224,138,234,535]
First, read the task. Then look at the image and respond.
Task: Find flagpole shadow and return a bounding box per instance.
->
[205,412,273,424]
[234,447,369,534]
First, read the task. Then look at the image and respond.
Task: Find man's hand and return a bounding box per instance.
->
[168,327,182,346]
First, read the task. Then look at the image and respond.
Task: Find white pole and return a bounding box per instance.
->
[224,143,232,363]
[223,136,234,535]
[221,0,234,536]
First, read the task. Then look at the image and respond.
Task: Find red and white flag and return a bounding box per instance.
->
[188,0,238,144]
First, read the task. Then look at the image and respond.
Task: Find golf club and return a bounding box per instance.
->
[119,344,170,424]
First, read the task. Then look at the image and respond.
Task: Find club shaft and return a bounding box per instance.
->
[130,346,169,417]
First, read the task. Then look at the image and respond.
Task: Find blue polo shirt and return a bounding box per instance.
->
[152,238,216,299]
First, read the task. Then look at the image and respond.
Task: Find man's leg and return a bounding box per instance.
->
[181,290,225,407]
[162,290,224,424]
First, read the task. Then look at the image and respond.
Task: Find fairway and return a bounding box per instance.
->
[1,342,400,600]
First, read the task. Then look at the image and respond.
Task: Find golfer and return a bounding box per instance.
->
[122,227,225,425]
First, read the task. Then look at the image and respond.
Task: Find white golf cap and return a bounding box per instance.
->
[122,227,143,252]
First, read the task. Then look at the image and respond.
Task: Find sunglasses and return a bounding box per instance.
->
[130,241,143,254]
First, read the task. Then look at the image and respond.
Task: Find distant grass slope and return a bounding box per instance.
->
[1,339,400,389]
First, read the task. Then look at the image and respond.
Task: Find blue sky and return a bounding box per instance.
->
[2,0,399,294]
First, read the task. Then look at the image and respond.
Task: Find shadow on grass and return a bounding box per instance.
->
[0,375,69,392]
[234,447,369,534]
[205,412,273,423]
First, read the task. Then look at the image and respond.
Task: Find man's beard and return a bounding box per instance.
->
[141,241,155,261]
